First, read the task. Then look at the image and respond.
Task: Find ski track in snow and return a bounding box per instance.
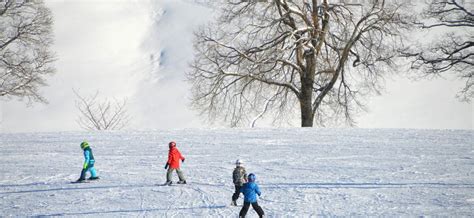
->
[0,128,473,216]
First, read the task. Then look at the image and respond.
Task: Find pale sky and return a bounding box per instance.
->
[0,0,472,133]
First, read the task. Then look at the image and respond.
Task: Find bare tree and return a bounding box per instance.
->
[403,0,473,101]
[74,90,130,131]
[0,0,55,103]
[189,0,411,127]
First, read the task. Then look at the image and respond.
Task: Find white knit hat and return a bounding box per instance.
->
[235,159,243,165]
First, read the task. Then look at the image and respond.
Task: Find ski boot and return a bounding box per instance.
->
[164,181,173,186]
[231,200,237,206]
[177,180,187,184]
[88,176,100,180]
[74,178,87,183]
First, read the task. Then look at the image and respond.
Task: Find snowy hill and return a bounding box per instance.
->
[2,1,471,133]
[1,128,473,216]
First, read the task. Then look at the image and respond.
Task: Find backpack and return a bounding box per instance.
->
[233,166,247,185]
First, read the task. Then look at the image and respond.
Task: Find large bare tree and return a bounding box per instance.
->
[189,0,410,127]
[404,0,473,101]
[0,0,55,103]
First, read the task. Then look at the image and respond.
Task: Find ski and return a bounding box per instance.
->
[70,180,90,184]
[157,182,172,186]
[70,177,99,184]
[156,181,187,186]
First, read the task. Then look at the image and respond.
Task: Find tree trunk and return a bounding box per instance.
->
[300,66,315,127]
[300,96,314,127]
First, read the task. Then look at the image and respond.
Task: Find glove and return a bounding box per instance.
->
[164,163,169,169]
[83,162,88,169]
[182,159,185,163]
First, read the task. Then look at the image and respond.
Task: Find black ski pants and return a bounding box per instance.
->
[239,201,264,218]
[79,162,94,180]
[232,185,242,201]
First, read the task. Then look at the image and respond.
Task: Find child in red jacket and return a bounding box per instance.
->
[164,141,186,185]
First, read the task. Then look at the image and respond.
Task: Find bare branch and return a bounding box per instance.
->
[404,0,473,101]
[73,90,130,131]
[0,0,56,104]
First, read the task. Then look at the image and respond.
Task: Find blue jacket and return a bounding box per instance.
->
[83,147,95,169]
[240,182,261,203]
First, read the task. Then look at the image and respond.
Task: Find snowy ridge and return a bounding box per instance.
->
[0,128,473,216]
[129,0,213,130]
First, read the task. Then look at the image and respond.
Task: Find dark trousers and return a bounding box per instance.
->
[79,163,94,180]
[232,185,242,201]
[239,201,264,218]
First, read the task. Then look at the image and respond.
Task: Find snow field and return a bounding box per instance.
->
[0,128,473,216]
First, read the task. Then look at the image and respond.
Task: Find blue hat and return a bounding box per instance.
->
[248,173,256,182]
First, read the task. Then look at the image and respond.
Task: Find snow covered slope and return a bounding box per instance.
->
[0,128,473,216]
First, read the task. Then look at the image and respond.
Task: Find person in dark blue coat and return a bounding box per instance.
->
[76,141,99,182]
[239,173,265,218]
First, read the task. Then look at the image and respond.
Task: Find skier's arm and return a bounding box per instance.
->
[179,150,185,162]
[83,150,90,169]
[243,169,248,182]
[167,151,172,165]
[255,184,261,196]
[165,151,172,168]
[232,169,239,184]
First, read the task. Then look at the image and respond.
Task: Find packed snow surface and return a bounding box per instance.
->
[1,128,473,216]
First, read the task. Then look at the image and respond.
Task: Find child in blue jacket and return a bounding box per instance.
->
[76,141,99,182]
[239,173,265,218]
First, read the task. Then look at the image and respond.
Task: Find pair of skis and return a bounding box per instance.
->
[159,181,187,186]
[70,177,100,184]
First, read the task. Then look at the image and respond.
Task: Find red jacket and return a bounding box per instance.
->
[167,147,185,169]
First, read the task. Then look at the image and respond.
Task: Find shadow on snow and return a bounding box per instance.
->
[35,205,227,217]
[0,182,50,188]
[0,183,161,195]
[262,182,474,189]
[2,182,473,196]
[0,181,227,195]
